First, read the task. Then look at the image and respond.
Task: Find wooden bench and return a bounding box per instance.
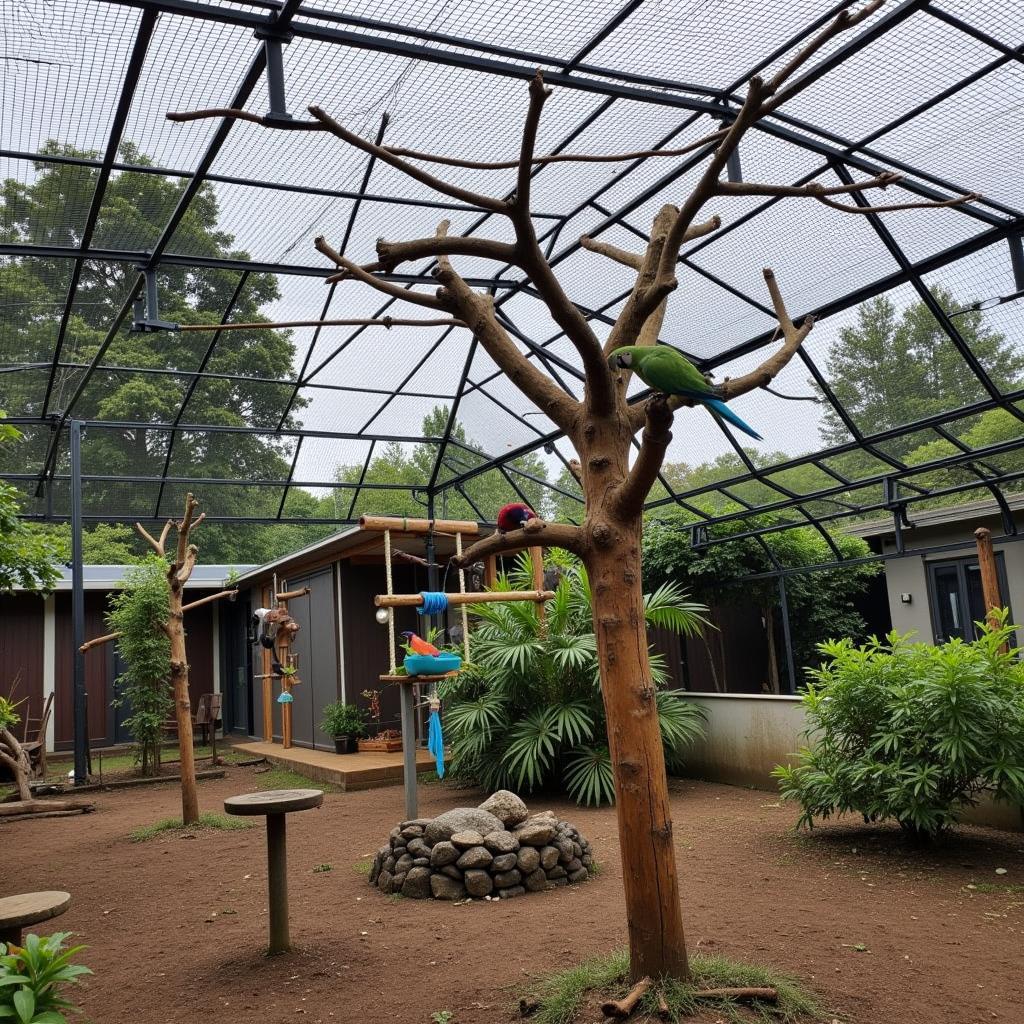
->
[0,891,71,947]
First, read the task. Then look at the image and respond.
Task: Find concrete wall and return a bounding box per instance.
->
[680,693,1024,833]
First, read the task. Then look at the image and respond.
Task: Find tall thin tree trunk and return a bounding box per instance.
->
[167,581,198,824]
[587,522,690,982]
[764,605,780,695]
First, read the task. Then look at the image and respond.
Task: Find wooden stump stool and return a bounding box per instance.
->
[0,891,71,947]
[224,789,323,954]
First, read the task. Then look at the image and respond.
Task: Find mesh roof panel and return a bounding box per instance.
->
[0,0,1022,564]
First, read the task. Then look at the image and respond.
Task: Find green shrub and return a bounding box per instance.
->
[439,553,707,806]
[774,613,1024,838]
[319,701,367,737]
[106,557,172,776]
[0,931,92,1023]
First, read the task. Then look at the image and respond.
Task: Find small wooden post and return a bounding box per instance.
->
[974,527,1005,633]
[530,546,545,622]
[484,554,498,588]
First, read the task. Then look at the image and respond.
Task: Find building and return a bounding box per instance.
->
[1,564,251,753]
[848,494,1024,644]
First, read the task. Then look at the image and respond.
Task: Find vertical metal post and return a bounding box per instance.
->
[777,575,797,695]
[70,420,88,785]
[400,682,417,820]
[264,38,289,119]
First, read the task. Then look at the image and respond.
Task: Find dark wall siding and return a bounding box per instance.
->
[0,594,45,727]
[340,562,425,734]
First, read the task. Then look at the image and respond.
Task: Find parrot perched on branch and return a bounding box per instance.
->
[401,631,440,655]
[608,345,763,441]
[496,502,537,533]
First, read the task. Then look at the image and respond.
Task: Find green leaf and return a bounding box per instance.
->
[13,988,34,1024]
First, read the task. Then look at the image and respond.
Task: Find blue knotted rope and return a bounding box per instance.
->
[418,591,448,616]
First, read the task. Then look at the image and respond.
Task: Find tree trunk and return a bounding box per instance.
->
[586,521,690,983]
[168,582,198,824]
[0,728,33,802]
[764,605,780,695]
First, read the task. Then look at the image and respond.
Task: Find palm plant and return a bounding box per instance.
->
[439,553,708,806]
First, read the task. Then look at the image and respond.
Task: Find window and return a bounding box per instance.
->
[926,554,1011,644]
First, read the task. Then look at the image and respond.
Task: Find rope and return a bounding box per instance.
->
[384,528,396,673]
[455,531,470,661]
[419,591,448,615]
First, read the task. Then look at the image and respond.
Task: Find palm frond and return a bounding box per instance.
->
[564,746,616,806]
[644,580,711,637]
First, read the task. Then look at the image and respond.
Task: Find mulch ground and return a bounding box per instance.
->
[3,764,1022,1024]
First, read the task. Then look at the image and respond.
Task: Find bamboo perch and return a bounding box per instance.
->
[276,586,311,601]
[358,515,479,535]
[174,316,465,331]
[374,590,553,608]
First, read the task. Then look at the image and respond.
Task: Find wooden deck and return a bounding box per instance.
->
[231,740,435,791]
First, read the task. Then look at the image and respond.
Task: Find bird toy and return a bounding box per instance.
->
[609,345,763,440]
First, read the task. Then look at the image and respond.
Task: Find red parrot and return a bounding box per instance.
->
[401,631,440,655]
[496,502,537,533]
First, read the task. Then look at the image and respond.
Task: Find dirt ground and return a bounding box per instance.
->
[3,765,1023,1024]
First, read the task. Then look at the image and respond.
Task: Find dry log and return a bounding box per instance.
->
[657,991,671,1020]
[0,799,95,817]
[601,976,653,1018]
[695,986,778,1002]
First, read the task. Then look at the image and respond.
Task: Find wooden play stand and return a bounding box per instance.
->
[359,516,553,818]
[256,582,310,749]
[0,891,71,947]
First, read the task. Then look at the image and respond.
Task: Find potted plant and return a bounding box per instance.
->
[320,701,366,754]
[357,689,403,752]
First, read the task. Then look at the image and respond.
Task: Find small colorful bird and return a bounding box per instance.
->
[401,631,440,655]
[609,345,763,440]
[496,502,537,533]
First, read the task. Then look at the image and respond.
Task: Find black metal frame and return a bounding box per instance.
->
[3,0,1023,553]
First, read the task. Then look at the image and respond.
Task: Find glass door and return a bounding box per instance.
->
[927,554,1010,643]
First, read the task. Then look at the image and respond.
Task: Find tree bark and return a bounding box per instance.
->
[764,605,781,695]
[588,529,689,981]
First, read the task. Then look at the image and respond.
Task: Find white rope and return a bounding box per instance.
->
[384,528,397,673]
[456,531,470,661]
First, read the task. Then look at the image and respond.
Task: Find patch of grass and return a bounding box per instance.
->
[431,1012,454,1024]
[525,949,818,1024]
[253,765,342,793]
[312,863,333,874]
[130,812,256,842]
[967,882,1024,894]
[352,859,373,876]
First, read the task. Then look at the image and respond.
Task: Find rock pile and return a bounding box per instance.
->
[369,790,594,901]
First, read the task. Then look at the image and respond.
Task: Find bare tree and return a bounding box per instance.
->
[171,0,974,980]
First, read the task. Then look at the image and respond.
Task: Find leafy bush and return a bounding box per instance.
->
[439,554,707,806]
[0,931,92,1023]
[774,614,1024,838]
[106,557,172,775]
[320,701,367,737]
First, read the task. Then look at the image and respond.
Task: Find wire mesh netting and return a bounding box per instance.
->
[1,0,1022,569]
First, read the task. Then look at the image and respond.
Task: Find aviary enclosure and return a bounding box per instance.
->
[2,0,1024,1021]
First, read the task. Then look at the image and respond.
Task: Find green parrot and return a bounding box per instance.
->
[608,345,763,440]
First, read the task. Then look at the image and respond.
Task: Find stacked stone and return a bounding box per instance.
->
[369,790,594,901]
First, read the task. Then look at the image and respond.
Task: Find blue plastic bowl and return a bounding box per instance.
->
[403,652,462,676]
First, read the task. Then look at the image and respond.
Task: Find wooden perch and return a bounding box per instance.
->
[601,977,652,1018]
[80,588,237,652]
[174,316,465,331]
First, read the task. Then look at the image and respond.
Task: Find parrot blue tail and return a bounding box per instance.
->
[703,396,763,441]
[428,708,445,778]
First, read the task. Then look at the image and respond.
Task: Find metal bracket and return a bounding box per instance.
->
[690,524,709,549]
[254,25,295,123]
[131,268,178,332]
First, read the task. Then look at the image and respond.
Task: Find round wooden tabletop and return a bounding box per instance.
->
[224,789,323,816]
[0,891,71,930]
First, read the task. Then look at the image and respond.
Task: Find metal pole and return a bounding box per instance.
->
[70,420,88,785]
[400,683,417,820]
[777,575,797,696]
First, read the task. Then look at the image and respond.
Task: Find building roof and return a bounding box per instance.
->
[17,564,257,593]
